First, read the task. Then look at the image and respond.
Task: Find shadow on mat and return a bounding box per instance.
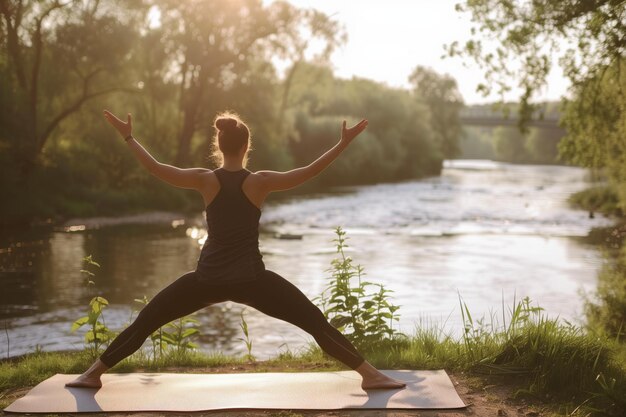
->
[347,371,427,409]
[65,386,103,412]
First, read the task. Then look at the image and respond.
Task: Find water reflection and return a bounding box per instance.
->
[0,161,614,359]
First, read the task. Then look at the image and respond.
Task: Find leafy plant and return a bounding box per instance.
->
[70,255,114,357]
[314,226,402,349]
[134,295,201,360]
[161,315,201,353]
[237,309,255,361]
[133,296,166,362]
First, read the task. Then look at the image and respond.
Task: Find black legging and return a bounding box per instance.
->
[99,270,366,369]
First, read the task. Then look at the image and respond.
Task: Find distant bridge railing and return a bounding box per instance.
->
[459,108,563,130]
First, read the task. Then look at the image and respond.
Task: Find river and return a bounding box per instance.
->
[0,160,614,360]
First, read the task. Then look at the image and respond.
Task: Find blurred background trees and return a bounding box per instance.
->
[6,0,618,225]
[0,0,458,225]
[409,66,464,159]
[449,0,626,212]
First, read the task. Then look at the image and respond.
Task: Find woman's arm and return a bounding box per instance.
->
[256,119,368,192]
[103,110,208,190]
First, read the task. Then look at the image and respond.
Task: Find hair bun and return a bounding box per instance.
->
[215,117,238,131]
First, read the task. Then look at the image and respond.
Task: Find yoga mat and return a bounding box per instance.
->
[4,369,466,413]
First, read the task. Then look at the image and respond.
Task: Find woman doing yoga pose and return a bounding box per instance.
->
[65,110,406,391]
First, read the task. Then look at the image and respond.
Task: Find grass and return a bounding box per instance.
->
[0,349,245,392]
[2,297,626,416]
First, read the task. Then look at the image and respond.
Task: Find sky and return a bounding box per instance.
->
[274,0,571,105]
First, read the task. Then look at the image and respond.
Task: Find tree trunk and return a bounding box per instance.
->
[175,103,200,166]
[174,67,209,166]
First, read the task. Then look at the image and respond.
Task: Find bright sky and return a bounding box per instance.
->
[276,0,570,105]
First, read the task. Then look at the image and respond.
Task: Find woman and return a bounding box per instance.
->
[66,110,406,390]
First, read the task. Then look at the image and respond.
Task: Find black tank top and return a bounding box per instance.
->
[196,168,265,283]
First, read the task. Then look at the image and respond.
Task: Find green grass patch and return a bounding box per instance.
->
[0,350,94,391]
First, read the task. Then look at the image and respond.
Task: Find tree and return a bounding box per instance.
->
[558,59,626,209]
[447,0,626,126]
[152,0,343,166]
[409,66,464,158]
[0,0,143,174]
[287,70,440,186]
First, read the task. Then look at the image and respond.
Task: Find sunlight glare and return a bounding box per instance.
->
[148,5,161,29]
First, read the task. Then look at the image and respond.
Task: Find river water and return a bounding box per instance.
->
[0,160,613,360]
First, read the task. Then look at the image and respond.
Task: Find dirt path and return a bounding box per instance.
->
[1,362,549,417]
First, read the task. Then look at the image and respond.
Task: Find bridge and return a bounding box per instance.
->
[459,107,563,130]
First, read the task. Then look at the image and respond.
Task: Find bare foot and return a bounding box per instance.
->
[361,374,407,390]
[65,375,102,389]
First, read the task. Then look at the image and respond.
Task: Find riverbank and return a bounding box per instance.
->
[568,183,626,346]
[2,298,626,416]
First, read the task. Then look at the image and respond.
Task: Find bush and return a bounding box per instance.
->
[569,185,623,217]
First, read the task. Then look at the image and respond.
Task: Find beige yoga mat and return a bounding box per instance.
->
[4,370,466,413]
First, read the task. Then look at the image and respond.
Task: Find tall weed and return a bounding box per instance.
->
[70,255,114,358]
[314,226,403,350]
[133,295,201,363]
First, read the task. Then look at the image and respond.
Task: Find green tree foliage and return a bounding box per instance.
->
[448,0,625,125]
[287,65,442,186]
[0,0,145,222]
[461,125,562,164]
[409,66,464,158]
[0,0,454,225]
[449,0,626,206]
[563,61,626,342]
[458,103,563,163]
[0,1,143,171]
[152,0,340,166]
[559,59,626,211]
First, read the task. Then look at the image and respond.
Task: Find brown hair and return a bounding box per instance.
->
[212,111,252,167]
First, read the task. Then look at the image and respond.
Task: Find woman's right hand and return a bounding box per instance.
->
[103,109,132,139]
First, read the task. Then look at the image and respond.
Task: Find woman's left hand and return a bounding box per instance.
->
[340,119,369,145]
